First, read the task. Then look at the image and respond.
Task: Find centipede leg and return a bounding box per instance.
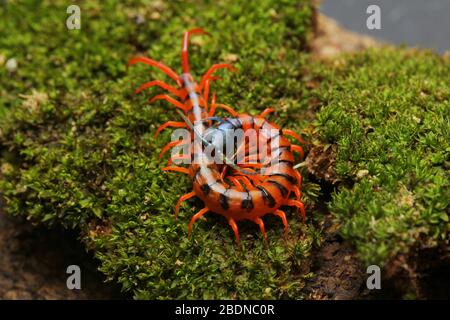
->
[199,63,237,89]
[292,186,301,201]
[227,218,240,244]
[154,121,187,138]
[135,80,185,98]
[227,176,244,191]
[208,93,217,116]
[167,154,191,166]
[188,207,210,236]
[220,165,228,179]
[149,94,189,112]
[175,191,196,218]
[283,129,305,144]
[159,140,188,159]
[128,57,181,86]
[203,76,221,111]
[239,163,264,169]
[236,176,254,190]
[253,217,267,241]
[162,166,190,175]
[291,144,305,159]
[182,28,209,73]
[214,103,239,117]
[274,210,289,235]
[203,79,212,112]
[294,170,302,189]
[259,108,275,118]
[287,200,306,221]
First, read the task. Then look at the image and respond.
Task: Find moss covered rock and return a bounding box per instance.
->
[1,0,448,299]
[0,0,318,299]
[311,48,449,266]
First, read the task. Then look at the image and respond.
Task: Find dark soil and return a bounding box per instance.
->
[304,213,369,300]
[0,209,125,299]
[379,244,450,299]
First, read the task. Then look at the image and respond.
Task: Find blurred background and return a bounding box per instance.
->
[321,0,450,53]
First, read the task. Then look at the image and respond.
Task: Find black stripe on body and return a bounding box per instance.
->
[269,148,291,164]
[241,191,254,210]
[278,159,294,165]
[220,189,230,210]
[200,184,211,195]
[271,145,290,153]
[265,132,280,145]
[224,119,239,129]
[267,180,289,198]
[278,159,294,166]
[237,117,244,128]
[256,186,276,208]
[264,159,294,168]
[268,173,297,185]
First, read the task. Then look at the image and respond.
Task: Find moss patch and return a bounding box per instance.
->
[2,0,448,299]
[311,48,450,266]
[0,0,318,299]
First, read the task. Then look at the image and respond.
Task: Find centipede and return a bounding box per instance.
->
[129,28,306,243]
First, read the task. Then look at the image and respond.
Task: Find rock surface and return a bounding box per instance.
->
[0,210,124,299]
[0,14,381,300]
[312,14,380,58]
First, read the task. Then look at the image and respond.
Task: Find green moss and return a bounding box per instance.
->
[4,0,446,299]
[0,0,317,298]
[311,48,450,265]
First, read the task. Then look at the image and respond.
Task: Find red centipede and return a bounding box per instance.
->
[129,28,306,243]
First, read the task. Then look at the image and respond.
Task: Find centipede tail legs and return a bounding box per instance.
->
[181,28,209,73]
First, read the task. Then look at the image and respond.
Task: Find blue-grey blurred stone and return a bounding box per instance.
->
[321,0,449,53]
